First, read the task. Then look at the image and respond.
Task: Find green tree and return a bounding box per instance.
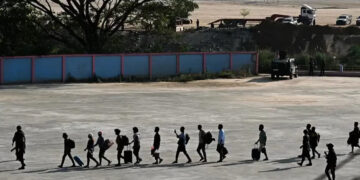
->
[341,45,360,66]
[27,0,198,53]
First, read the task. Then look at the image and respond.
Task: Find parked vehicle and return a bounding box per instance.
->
[356,16,360,26]
[176,18,193,25]
[297,4,316,25]
[271,51,298,80]
[336,14,352,25]
[280,17,298,25]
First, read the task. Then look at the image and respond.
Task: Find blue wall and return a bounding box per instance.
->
[0,52,257,84]
[179,54,203,74]
[152,55,177,77]
[35,57,62,82]
[3,58,31,83]
[206,54,230,73]
[95,56,121,79]
[66,56,92,80]
[123,56,149,78]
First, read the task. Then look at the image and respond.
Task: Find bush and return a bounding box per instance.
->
[258,49,274,73]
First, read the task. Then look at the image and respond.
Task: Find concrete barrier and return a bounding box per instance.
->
[0,52,258,84]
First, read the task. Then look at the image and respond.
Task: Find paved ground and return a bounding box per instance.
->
[0,75,360,180]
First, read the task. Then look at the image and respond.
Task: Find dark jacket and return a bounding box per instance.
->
[326,150,337,166]
[302,135,310,151]
[86,139,95,153]
[13,130,26,151]
[154,133,160,149]
[64,139,72,153]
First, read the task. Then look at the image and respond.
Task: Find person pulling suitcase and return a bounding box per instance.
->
[254,124,269,161]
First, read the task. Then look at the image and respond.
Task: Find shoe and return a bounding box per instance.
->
[138,158,142,163]
[83,165,89,168]
[263,158,269,161]
[108,161,112,166]
[223,155,227,160]
[172,161,178,164]
[159,159,163,164]
[217,160,223,163]
[95,164,100,167]
[153,162,158,165]
[71,165,76,167]
[58,165,63,168]
[203,159,207,163]
[199,158,204,162]
[186,160,192,163]
[115,164,121,167]
[306,163,312,166]
[18,166,25,170]
[297,163,302,166]
[318,153,321,158]
[311,156,315,159]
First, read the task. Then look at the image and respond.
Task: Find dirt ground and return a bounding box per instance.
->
[190,0,360,27]
[0,75,360,180]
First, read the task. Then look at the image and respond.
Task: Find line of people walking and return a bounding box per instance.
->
[10,122,360,180]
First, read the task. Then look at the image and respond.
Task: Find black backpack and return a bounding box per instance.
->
[68,139,75,149]
[122,135,129,146]
[204,131,215,144]
[103,139,113,150]
[185,134,190,144]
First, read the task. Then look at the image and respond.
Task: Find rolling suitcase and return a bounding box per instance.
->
[124,146,132,164]
[74,156,84,166]
[252,145,260,161]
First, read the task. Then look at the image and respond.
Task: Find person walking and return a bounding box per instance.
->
[197,125,207,162]
[255,124,269,161]
[217,124,226,162]
[152,127,163,164]
[84,134,99,168]
[12,125,26,170]
[114,129,124,166]
[173,127,192,164]
[196,19,200,29]
[319,58,325,76]
[130,127,142,164]
[298,130,312,166]
[94,131,111,166]
[325,143,337,180]
[348,122,360,153]
[58,133,76,168]
[309,126,321,159]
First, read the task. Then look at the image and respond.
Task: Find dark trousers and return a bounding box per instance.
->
[16,149,25,167]
[117,147,124,165]
[300,149,312,165]
[99,149,110,165]
[311,145,320,158]
[197,143,206,161]
[86,152,99,166]
[60,151,75,166]
[133,146,141,162]
[325,164,336,180]
[217,144,226,161]
[175,145,191,162]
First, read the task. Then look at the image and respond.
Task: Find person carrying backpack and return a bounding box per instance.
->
[173,126,192,164]
[309,126,321,159]
[12,125,26,170]
[197,125,207,162]
[298,130,312,166]
[348,122,360,153]
[325,143,337,180]
[129,127,142,164]
[152,127,163,164]
[84,133,99,168]
[58,133,76,168]
[94,131,111,166]
[254,124,269,161]
[114,129,125,166]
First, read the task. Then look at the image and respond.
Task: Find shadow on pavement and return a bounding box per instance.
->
[259,166,301,173]
[247,76,290,83]
[212,159,255,167]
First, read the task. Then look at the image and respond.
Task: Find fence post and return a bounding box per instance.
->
[0,58,3,84]
[31,57,35,83]
[202,53,207,74]
[149,54,152,80]
[121,55,124,78]
[62,56,66,83]
[92,55,96,78]
[176,54,180,74]
[229,53,233,71]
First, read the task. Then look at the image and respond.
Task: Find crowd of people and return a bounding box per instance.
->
[11,122,360,180]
